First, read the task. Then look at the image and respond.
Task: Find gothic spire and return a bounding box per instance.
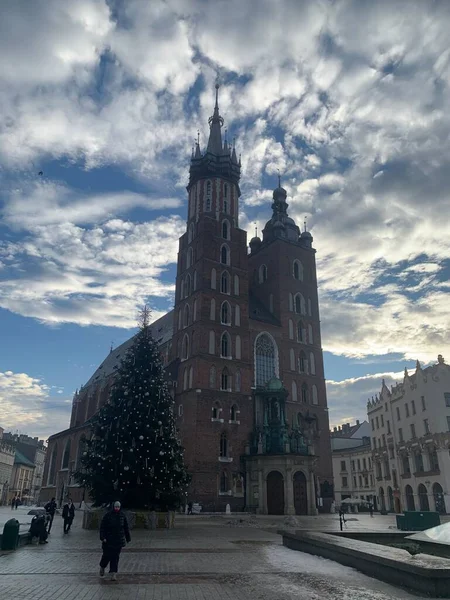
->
[206,83,224,156]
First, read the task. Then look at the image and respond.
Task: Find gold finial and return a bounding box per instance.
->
[254,222,258,237]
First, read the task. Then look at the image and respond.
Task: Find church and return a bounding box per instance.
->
[41,86,333,514]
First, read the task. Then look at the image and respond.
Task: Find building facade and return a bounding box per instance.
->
[9,450,35,504]
[0,428,15,506]
[2,433,47,504]
[41,87,333,514]
[367,356,450,514]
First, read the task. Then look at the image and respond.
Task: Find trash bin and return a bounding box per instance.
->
[396,515,407,531]
[1,519,20,550]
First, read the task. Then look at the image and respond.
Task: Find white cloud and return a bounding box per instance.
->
[0,370,71,439]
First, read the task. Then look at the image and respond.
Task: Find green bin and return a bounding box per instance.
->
[396,515,407,531]
[1,519,20,550]
[403,511,440,531]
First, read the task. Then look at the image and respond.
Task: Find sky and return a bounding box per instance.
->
[0,0,449,440]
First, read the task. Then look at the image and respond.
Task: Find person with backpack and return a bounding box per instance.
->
[99,501,131,581]
[44,497,57,533]
[62,498,75,533]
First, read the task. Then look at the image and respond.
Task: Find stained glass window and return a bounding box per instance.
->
[255,334,276,387]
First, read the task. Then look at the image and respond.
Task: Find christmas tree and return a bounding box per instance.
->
[75,306,190,509]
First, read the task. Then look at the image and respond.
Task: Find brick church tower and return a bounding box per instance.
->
[41,85,333,515]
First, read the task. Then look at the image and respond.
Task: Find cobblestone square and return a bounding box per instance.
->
[0,512,444,599]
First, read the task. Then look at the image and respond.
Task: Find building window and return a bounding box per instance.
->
[402,454,410,475]
[363,458,367,470]
[234,275,239,295]
[211,268,217,289]
[357,459,361,471]
[389,446,394,459]
[396,407,401,421]
[290,349,295,371]
[341,460,346,472]
[210,298,216,320]
[181,334,189,360]
[308,323,313,344]
[206,180,212,211]
[371,420,374,431]
[210,366,216,388]
[447,416,450,432]
[294,293,306,314]
[47,446,57,485]
[414,451,424,473]
[222,220,229,239]
[235,335,241,359]
[193,299,198,321]
[220,432,228,457]
[220,245,230,265]
[309,353,316,375]
[184,274,191,297]
[258,264,268,283]
[255,333,277,387]
[411,400,416,415]
[220,471,228,493]
[297,321,305,342]
[424,419,430,434]
[178,405,183,417]
[209,330,215,354]
[293,259,303,281]
[445,393,450,407]
[298,351,307,373]
[353,476,357,487]
[183,368,188,390]
[342,477,348,488]
[376,417,379,429]
[183,304,190,328]
[405,403,410,417]
[224,183,228,199]
[291,380,298,402]
[288,319,294,339]
[221,301,231,325]
[429,448,439,471]
[189,366,193,388]
[221,368,230,391]
[312,384,318,405]
[380,415,384,427]
[387,420,391,434]
[212,402,220,419]
[410,424,416,439]
[221,271,229,294]
[301,383,308,403]
[230,405,238,421]
[422,396,426,411]
[235,370,241,392]
[398,428,403,442]
[221,332,230,358]
[187,247,193,268]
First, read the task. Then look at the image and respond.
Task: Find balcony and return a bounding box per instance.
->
[414,469,440,478]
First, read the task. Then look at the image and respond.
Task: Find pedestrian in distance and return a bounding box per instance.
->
[15,496,20,510]
[99,501,131,581]
[62,498,75,533]
[187,501,193,515]
[11,495,16,510]
[44,497,57,533]
[369,503,374,518]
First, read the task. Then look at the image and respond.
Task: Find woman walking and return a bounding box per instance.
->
[99,501,131,581]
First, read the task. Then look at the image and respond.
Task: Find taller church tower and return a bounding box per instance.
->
[171,86,253,509]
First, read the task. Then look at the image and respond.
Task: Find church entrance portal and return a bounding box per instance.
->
[293,471,308,515]
[267,471,284,514]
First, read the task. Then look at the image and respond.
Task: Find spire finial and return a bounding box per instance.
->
[254,222,258,237]
[304,216,307,232]
[197,130,200,146]
[215,77,220,109]
[277,169,281,188]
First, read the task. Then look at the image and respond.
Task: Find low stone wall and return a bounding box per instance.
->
[82,508,174,530]
[280,530,450,598]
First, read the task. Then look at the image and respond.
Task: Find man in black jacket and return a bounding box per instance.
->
[62,498,75,533]
[99,501,131,581]
[44,497,57,533]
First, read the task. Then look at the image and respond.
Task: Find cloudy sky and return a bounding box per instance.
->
[1,0,449,439]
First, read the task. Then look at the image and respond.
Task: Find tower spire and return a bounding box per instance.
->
[207,83,224,155]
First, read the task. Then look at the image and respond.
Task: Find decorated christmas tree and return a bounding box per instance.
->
[75,306,190,509]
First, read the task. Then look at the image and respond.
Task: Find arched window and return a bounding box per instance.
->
[289,293,293,311]
[301,383,309,404]
[234,275,239,295]
[178,309,182,331]
[220,470,228,492]
[222,220,230,239]
[231,404,238,421]
[235,370,241,392]
[221,271,229,294]
[220,432,228,457]
[292,381,298,402]
[210,298,216,320]
[189,366,193,388]
[183,304,190,328]
[235,335,241,359]
[312,384,318,405]
[185,274,191,298]
[221,368,230,390]
[290,348,295,371]
[183,368,188,390]
[259,264,268,283]
[211,268,217,290]
[210,366,216,388]
[308,324,313,344]
[297,321,305,342]
[221,301,230,324]
[223,198,228,213]
[288,319,294,339]
[193,299,198,321]
[293,259,304,281]
[298,351,307,373]
[310,352,316,375]
[212,402,221,419]
[193,270,197,291]
[255,333,278,387]
[206,180,212,211]
[182,334,189,360]
[188,223,194,243]
[209,331,215,354]
[224,183,228,198]
[62,439,71,469]
[235,304,241,326]
[47,445,58,485]
[294,293,306,314]
[308,298,312,316]
[220,244,230,265]
[187,247,193,268]
[221,332,230,358]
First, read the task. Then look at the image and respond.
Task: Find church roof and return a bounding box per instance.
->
[14,449,35,468]
[248,292,280,326]
[83,310,174,389]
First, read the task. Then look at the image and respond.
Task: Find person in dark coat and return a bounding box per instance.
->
[30,514,48,544]
[11,495,16,510]
[44,497,57,533]
[15,496,20,509]
[62,499,75,533]
[99,501,131,581]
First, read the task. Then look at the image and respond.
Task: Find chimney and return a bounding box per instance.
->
[338,426,341,431]
[333,427,337,433]
[356,419,360,426]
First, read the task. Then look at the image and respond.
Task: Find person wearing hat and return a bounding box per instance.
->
[99,501,131,581]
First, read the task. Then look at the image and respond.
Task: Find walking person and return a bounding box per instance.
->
[99,501,131,581]
[62,498,75,533]
[15,496,20,509]
[369,503,374,518]
[11,495,16,510]
[44,497,57,533]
